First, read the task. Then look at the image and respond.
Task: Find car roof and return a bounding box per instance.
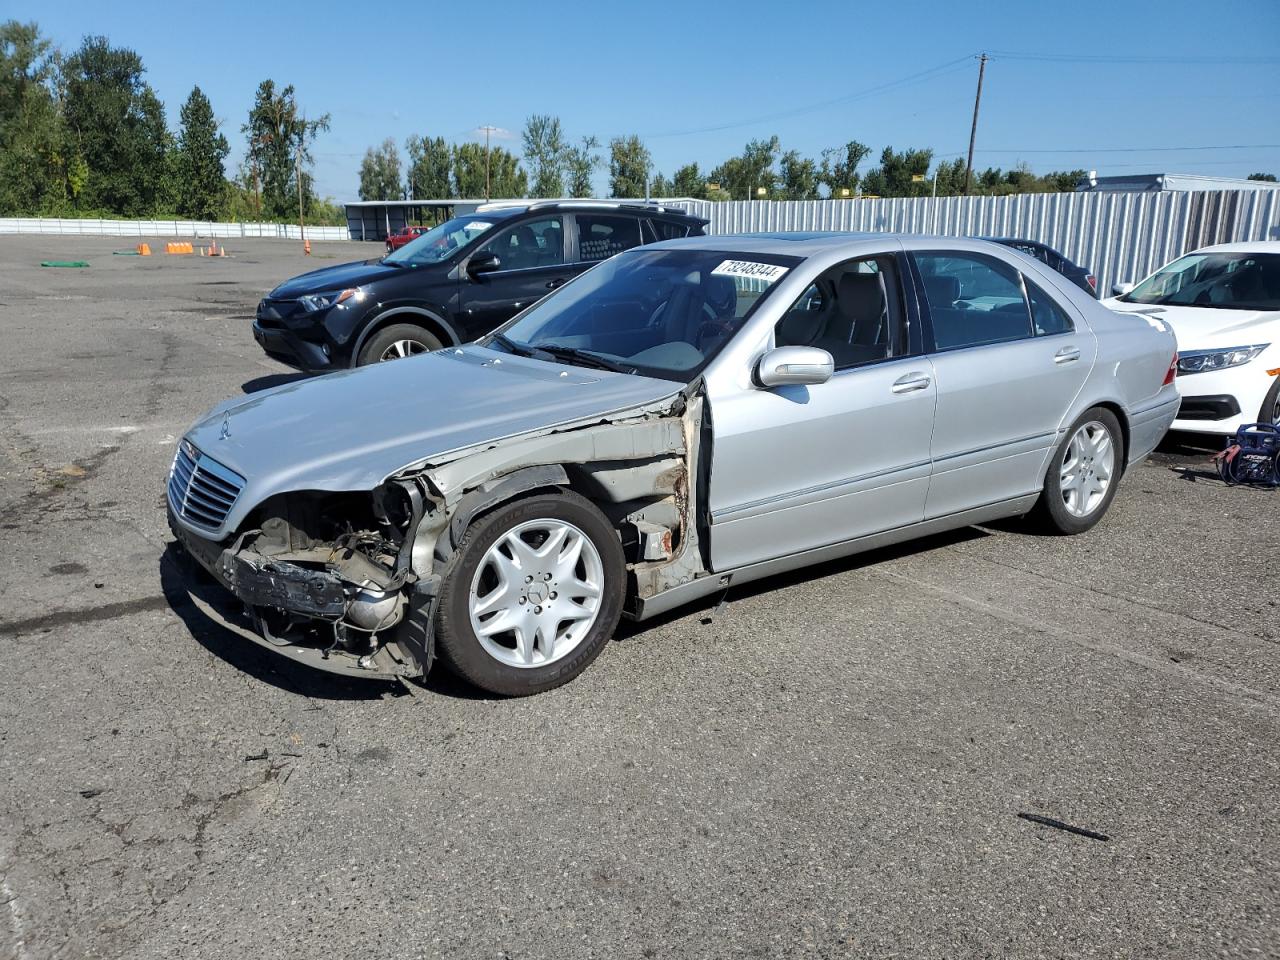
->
[473,199,704,221]
[645,231,1018,257]
[1192,240,1280,255]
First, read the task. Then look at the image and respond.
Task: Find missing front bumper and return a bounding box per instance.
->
[168,508,429,681]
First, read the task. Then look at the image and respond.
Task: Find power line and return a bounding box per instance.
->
[638,55,977,140]
[937,143,1280,157]
[987,50,1280,65]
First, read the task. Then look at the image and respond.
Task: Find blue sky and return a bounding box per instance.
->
[14,0,1280,199]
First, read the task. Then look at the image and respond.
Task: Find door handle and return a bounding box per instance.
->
[1054,346,1081,364]
[546,278,567,290]
[891,372,932,394]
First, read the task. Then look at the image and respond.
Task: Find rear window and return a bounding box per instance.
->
[648,219,693,241]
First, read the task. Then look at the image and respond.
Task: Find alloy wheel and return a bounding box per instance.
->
[1060,421,1115,518]
[379,339,429,361]
[468,519,604,668]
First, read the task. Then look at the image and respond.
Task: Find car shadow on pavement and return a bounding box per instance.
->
[241,371,314,394]
[159,543,390,701]
[614,525,991,641]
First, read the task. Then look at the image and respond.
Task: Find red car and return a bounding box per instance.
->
[384,225,428,254]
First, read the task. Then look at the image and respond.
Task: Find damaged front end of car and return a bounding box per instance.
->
[168,389,710,683]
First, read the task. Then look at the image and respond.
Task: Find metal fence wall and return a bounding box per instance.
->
[0,218,350,242]
[671,190,1280,296]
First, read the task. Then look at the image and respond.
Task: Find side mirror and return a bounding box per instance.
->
[467,251,501,277]
[756,346,834,388]
[1112,281,1135,297]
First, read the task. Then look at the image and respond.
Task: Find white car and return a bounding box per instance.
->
[1105,241,1280,434]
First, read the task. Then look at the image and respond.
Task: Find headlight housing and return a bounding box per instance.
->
[1177,344,1269,375]
[298,288,364,312]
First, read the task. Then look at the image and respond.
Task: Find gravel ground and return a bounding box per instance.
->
[0,235,1276,960]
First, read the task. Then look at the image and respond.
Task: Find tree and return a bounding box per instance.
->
[709,136,780,199]
[779,150,819,200]
[405,134,450,198]
[608,134,651,198]
[452,142,526,198]
[649,171,672,197]
[1248,172,1277,182]
[0,20,66,214]
[522,114,568,198]
[565,135,600,197]
[242,79,330,221]
[671,162,707,200]
[174,85,228,219]
[860,146,932,197]
[60,36,172,215]
[358,137,402,201]
[818,141,870,198]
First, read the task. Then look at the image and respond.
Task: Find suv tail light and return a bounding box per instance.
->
[1163,353,1178,385]
[1086,274,1097,292]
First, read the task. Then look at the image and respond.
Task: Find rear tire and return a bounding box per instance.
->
[356,323,443,365]
[1032,407,1124,535]
[435,490,625,697]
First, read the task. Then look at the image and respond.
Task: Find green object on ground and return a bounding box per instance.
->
[40,260,90,268]
[112,250,140,255]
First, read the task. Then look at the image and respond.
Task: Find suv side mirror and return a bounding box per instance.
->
[467,251,501,277]
[756,346,834,388]
[1112,281,1134,297]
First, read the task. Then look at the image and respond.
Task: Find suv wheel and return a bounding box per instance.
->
[435,491,625,696]
[357,323,443,365]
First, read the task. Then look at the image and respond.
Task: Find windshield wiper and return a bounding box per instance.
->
[535,345,636,375]
[489,333,555,362]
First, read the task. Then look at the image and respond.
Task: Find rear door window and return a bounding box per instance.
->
[1025,279,1074,336]
[576,214,644,263]
[916,252,1034,350]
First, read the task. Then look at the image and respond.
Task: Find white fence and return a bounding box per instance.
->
[670,190,1280,296]
[0,217,351,242]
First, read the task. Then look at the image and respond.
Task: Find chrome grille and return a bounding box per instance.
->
[168,440,244,532]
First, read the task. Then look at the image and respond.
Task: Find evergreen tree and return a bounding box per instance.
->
[175,85,228,219]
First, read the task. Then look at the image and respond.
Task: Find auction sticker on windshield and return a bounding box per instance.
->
[711,260,789,283]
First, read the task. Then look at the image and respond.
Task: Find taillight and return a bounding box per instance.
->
[1163,353,1178,385]
[1086,274,1097,291]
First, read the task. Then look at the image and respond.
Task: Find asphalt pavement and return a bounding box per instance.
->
[0,235,1276,960]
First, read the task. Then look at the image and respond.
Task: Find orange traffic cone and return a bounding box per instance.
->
[137,242,151,256]
[303,239,312,256]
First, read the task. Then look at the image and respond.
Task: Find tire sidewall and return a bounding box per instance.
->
[1040,407,1124,535]
[357,322,444,366]
[435,492,625,696]
[1259,374,1280,425]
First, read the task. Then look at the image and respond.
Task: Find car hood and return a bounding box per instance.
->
[181,347,682,538]
[268,259,403,298]
[1104,299,1280,349]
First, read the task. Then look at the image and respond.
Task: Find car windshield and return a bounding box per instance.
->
[1122,252,1280,310]
[383,215,499,266]
[488,248,800,381]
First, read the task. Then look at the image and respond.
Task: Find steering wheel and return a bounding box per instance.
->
[694,315,736,351]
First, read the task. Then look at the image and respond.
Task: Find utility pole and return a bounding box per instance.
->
[479,125,499,200]
[296,124,308,254]
[963,53,988,197]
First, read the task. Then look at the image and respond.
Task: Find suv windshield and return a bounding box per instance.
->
[1122,252,1280,310]
[384,215,499,266]
[488,249,799,381]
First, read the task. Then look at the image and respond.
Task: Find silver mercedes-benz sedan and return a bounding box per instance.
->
[168,233,1180,695]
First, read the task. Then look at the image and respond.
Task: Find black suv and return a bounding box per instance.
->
[253,201,708,369]
[985,237,1097,297]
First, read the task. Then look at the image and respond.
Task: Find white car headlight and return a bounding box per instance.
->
[1177,344,1269,375]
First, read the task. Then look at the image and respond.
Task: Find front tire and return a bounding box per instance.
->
[1032,407,1124,535]
[356,323,443,365]
[435,491,625,696]
[1259,374,1280,425]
